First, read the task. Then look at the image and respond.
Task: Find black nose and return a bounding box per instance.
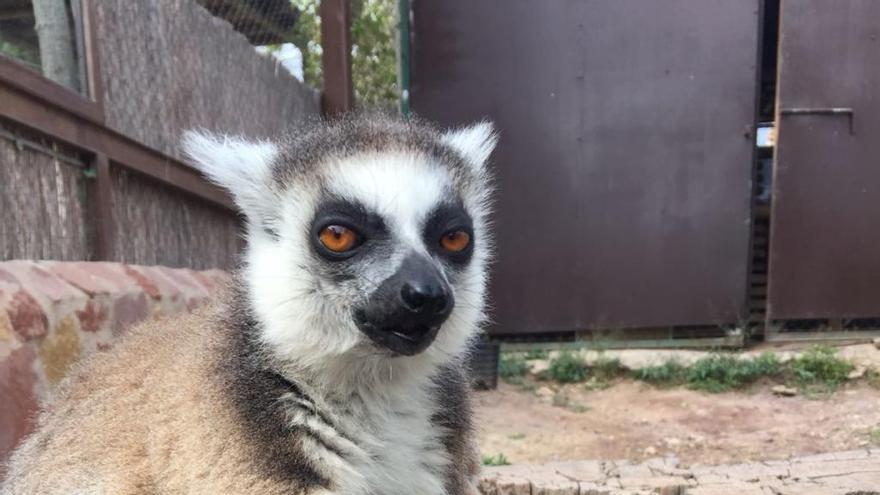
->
[353,254,455,356]
[401,281,450,316]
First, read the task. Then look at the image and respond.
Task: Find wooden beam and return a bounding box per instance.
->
[0,84,235,211]
[90,153,115,260]
[0,55,103,124]
[0,6,33,21]
[319,0,353,115]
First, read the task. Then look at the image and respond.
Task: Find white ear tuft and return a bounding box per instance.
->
[441,121,498,173]
[182,130,278,219]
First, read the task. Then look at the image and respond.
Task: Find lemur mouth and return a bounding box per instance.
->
[353,312,442,356]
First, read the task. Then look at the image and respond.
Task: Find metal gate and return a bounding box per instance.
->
[766,0,880,339]
[410,0,760,336]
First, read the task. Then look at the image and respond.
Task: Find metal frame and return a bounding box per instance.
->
[764,330,880,344]
[779,107,856,134]
[397,0,411,116]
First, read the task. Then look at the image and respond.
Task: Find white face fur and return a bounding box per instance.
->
[183,120,497,387]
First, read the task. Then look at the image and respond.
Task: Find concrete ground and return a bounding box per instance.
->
[479,448,880,494]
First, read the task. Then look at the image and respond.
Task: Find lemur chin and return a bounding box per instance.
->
[2,114,497,495]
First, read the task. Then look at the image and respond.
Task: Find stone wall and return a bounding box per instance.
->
[0,261,227,469]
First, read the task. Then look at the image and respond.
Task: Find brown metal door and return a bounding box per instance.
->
[410,1,759,334]
[768,1,880,320]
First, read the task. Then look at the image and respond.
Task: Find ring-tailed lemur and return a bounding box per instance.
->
[2,115,497,495]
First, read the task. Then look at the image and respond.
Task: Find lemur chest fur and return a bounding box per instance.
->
[296,384,450,495]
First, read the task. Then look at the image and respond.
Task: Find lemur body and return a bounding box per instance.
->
[2,116,497,494]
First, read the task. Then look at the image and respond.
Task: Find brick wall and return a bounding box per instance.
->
[0,261,227,467]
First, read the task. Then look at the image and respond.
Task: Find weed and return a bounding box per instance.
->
[547,351,589,383]
[581,355,626,390]
[498,354,530,382]
[632,360,688,386]
[789,346,853,391]
[870,427,880,445]
[518,382,538,394]
[866,369,880,390]
[686,352,781,393]
[592,355,626,381]
[748,352,784,375]
[632,348,858,395]
[481,453,511,466]
[632,353,781,392]
[524,349,549,360]
[551,392,590,413]
[508,433,526,440]
[551,392,570,408]
[503,375,525,386]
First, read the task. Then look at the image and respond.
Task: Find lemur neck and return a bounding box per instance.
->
[291,350,440,405]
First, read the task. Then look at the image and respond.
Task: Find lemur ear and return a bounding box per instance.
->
[182,131,278,220]
[441,121,498,174]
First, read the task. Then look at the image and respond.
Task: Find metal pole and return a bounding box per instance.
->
[397,0,411,116]
[320,0,354,116]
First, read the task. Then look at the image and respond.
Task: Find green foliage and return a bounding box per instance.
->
[866,369,880,390]
[507,433,526,440]
[289,0,323,88]
[481,453,510,466]
[632,360,688,386]
[551,392,591,413]
[498,354,530,382]
[546,351,589,383]
[523,349,549,360]
[870,426,880,445]
[623,348,859,395]
[349,0,399,108]
[518,382,538,394]
[592,356,626,381]
[0,24,41,70]
[551,392,569,408]
[685,352,781,393]
[290,0,399,109]
[789,346,853,389]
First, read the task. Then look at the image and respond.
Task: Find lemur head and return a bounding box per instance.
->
[184,116,496,379]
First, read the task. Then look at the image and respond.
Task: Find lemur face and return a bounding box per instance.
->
[309,178,471,356]
[184,117,496,367]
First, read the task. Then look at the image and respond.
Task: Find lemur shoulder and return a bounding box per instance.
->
[2,115,498,495]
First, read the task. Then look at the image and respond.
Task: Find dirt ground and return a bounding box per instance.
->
[475,378,880,466]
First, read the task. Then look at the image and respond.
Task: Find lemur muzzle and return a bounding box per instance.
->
[354,254,454,356]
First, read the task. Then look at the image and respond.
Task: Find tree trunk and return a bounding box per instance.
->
[32,0,79,92]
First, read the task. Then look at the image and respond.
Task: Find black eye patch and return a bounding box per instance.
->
[423,202,474,265]
[310,198,389,261]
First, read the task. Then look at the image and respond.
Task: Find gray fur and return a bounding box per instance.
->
[3,114,496,495]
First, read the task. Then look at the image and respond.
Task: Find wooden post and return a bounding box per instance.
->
[90,153,115,260]
[320,0,354,116]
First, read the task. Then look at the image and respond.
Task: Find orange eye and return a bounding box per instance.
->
[440,230,471,253]
[319,225,358,253]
